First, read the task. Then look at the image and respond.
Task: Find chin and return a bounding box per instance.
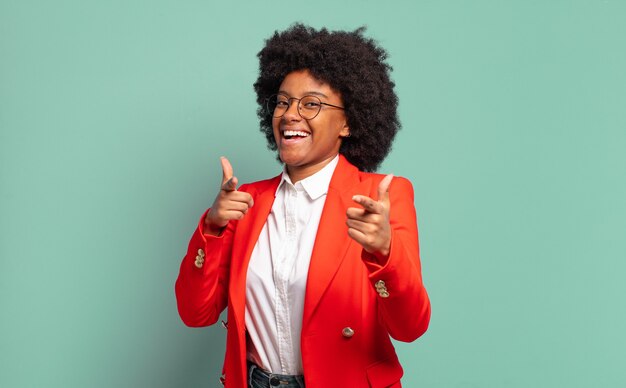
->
[278,151,303,167]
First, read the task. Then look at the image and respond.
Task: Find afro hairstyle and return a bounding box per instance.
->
[253,23,400,172]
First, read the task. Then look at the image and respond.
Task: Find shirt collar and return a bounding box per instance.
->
[275,154,340,200]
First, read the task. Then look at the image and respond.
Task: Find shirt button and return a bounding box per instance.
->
[197,248,205,258]
[342,327,355,338]
[379,290,390,298]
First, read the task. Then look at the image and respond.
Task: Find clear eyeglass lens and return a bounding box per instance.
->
[268,95,287,118]
[298,96,322,119]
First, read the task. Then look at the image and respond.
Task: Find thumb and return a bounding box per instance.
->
[220,157,237,191]
[377,174,393,204]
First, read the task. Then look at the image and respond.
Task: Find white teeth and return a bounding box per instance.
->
[283,130,310,137]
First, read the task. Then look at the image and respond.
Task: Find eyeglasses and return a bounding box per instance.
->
[266,93,345,120]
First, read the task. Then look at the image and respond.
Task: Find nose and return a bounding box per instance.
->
[282,99,301,121]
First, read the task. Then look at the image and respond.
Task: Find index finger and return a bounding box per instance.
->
[352,195,384,214]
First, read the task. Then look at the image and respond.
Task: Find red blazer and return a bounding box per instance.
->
[175,155,430,387]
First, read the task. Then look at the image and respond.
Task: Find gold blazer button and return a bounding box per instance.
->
[342,327,355,338]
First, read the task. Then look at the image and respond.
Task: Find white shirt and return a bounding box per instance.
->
[245,155,339,375]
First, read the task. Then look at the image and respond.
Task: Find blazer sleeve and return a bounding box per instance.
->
[174,183,245,327]
[361,176,431,342]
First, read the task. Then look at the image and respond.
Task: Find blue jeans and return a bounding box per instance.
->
[247,361,306,388]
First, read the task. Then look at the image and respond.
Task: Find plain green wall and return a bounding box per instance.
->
[1,1,625,387]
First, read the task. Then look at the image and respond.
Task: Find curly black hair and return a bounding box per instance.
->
[253,24,400,172]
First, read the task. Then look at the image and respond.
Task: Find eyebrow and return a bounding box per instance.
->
[278,90,329,98]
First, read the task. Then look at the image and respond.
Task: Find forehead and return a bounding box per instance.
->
[278,69,341,99]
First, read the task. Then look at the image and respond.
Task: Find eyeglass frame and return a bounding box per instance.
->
[266,93,345,120]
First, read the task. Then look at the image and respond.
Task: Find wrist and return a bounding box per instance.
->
[203,216,225,236]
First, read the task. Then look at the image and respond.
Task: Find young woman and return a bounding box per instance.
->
[176,24,431,388]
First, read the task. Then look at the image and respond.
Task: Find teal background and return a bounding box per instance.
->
[1,0,625,387]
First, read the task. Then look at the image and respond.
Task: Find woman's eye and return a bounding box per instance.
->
[303,101,321,108]
[276,101,289,107]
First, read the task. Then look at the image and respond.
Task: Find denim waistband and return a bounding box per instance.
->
[247,361,305,388]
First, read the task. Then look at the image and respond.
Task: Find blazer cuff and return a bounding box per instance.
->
[198,209,227,239]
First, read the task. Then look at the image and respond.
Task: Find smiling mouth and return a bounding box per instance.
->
[283,130,311,139]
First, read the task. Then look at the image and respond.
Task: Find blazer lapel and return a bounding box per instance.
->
[302,156,371,325]
[229,176,280,331]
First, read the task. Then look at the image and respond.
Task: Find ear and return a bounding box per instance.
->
[339,121,350,137]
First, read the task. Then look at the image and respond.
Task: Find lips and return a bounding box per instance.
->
[282,129,311,139]
[279,128,311,148]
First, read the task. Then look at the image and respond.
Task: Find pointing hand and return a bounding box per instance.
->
[346,174,393,258]
[204,157,254,236]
